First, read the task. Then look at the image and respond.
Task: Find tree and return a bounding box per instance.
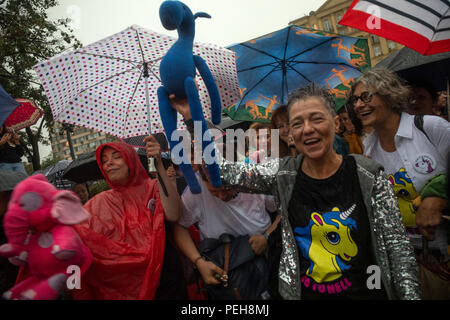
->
[40,153,63,170]
[0,0,82,170]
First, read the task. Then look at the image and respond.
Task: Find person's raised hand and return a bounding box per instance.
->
[0,133,11,145]
[143,135,162,161]
[169,94,191,120]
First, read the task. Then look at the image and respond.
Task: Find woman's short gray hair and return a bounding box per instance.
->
[287,82,336,118]
[351,68,411,114]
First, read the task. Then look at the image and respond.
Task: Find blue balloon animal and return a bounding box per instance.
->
[158,0,222,194]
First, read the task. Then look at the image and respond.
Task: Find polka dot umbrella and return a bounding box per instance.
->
[32,25,240,140]
[4,99,44,131]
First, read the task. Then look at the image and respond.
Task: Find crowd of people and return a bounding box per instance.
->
[0,68,449,300]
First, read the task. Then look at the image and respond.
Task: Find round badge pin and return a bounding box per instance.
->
[413,154,436,174]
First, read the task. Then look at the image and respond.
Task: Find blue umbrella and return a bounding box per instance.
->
[0,84,20,127]
[224,25,370,121]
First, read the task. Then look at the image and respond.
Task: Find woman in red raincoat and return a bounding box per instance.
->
[73,137,182,300]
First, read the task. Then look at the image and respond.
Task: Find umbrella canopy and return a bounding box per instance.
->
[4,99,44,131]
[62,151,103,183]
[0,84,20,127]
[224,25,370,121]
[375,46,450,92]
[63,150,151,183]
[33,25,240,139]
[33,159,74,190]
[339,0,450,56]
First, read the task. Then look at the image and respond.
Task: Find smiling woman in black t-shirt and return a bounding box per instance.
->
[165,82,420,300]
[284,85,387,300]
[289,155,386,300]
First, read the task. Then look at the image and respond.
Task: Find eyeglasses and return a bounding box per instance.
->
[349,91,374,105]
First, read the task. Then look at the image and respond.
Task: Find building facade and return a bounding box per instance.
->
[49,122,118,160]
[289,0,402,66]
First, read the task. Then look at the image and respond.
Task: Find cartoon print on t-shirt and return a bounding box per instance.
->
[294,205,358,284]
[387,168,420,227]
[414,154,436,174]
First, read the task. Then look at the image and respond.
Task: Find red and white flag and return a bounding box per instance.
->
[339,0,450,55]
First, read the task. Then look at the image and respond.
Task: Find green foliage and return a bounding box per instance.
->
[89,180,110,198]
[40,154,62,170]
[0,0,82,170]
[24,162,33,175]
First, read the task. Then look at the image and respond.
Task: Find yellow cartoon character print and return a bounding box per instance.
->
[387,168,420,227]
[294,206,358,283]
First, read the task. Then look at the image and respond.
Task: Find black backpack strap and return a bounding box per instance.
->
[414,115,432,143]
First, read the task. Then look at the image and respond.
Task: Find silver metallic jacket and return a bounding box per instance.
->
[219,153,421,300]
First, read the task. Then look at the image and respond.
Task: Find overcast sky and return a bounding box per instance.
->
[47,0,327,47]
[40,0,327,159]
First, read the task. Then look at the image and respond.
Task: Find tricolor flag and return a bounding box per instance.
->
[339,0,450,55]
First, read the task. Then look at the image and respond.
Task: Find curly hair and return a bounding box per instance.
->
[351,68,411,114]
[287,82,336,117]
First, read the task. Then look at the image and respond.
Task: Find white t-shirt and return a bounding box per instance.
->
[364,112,450,230]
[179,173,274,240]
[364,112,449,192]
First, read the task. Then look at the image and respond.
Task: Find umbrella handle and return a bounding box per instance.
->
[147,157,168,197]
[148,157,157,173]
[143,63,158,174]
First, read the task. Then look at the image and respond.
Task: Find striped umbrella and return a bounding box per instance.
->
[339,0,450,55]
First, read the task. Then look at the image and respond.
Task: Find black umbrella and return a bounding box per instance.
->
[62,151,101,183]
[375,47,450,92]
[63,151,151,183]
[375,47,449,119]
[34,159,74,190]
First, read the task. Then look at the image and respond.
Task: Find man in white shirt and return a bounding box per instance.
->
[173,165,276,286]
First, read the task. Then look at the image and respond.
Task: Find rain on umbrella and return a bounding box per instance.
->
[338,0,450,56]
[0,83,20,127]
[33,159,74,190]
[33,25,240,141]
[224,25,370,122]
[4,99,44,131]
[61,151,102,183]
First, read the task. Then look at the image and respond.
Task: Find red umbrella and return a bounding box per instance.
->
[4,99,43,131]
[339,0,450,56]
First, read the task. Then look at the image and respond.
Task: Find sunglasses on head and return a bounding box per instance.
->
[349,91,374,105]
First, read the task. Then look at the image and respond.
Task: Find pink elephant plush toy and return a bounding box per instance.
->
[0,174,92,300]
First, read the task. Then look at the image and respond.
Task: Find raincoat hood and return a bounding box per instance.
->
[74,142,166,300]
[96,142,148,189]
